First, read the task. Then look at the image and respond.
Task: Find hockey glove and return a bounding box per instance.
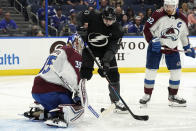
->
[150,37,161,53]
[98,62,110,77]
[183,44,195,58]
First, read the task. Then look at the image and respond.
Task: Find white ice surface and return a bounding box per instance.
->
[0,73,196,131]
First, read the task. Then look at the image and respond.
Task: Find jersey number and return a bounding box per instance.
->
[147,17,154,25]
[39,55,57,74]
[75,60,82,69]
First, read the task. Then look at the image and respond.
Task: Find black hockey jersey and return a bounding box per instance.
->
[82,10,123,57]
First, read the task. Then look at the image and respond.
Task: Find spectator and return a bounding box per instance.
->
[188,7,196,27]
[66,0,84,7]
[68,15,77,34]
[0,12,17,32]
[37,0,46,28]
[138,12,145,25]
[127,16,144,36]
[51,7,68,33]
[143,8,153,24]
[109,0,124,7]
[26,25,44,37]
[187,0,194,10]
[120,14,133,33]
[69,8,77,17]
[181,2,189,17]
[126,8,135,23]
[37,0,56,28]
[115,6,123,23]
[48,2,57,25]
[26,0,40,22]
[84,0,97,8]
[99,0,109,12]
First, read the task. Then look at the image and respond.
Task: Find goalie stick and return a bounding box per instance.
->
[50,66,100,118]
[84,43,149,121]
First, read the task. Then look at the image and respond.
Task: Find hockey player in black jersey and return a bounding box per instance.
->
[80,6,128,113]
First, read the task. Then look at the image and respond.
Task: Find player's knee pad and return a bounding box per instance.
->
[170,69,181,81]
[80,67,93,80]
[58,104,84,124]
[107,68,119,82]
[145,68,157,80]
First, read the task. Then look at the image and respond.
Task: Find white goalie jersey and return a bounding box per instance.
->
[143,9,190,49]
[32,46,82,94]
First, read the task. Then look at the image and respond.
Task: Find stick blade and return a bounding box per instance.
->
[134,115,149,121]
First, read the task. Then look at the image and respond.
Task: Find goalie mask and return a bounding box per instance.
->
[67,33,84,54]
[164,0,179,15]
[102,6,116,26]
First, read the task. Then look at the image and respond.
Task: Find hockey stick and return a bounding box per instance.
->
[84,43,149,121]
[161,46,196,54]
[50,66,100,118]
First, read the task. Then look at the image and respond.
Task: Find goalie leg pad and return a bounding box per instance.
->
[45,104,84,128]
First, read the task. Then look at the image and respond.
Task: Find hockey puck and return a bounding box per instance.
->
[100,108,105,113]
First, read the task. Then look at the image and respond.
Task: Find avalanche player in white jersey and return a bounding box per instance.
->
[139,0,195,107]
[24,34,87,128]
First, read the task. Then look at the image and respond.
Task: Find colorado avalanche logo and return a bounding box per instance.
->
[88,33,109,47]
[161,27,179,41]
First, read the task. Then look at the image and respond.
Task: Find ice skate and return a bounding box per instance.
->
[113,101,128,114]
[168,95,186,107]
[139,94,151,107]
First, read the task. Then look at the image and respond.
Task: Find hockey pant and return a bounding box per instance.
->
[32,92,74,117]
[144,45,181,95]
[81,48,120,103]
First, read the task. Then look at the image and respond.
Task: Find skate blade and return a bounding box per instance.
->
[168,101,187,107]
[44,120,68,128]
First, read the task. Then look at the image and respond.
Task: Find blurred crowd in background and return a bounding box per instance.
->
[0,0,196,37]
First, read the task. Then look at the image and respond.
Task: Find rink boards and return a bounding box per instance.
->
[0,37,196,75]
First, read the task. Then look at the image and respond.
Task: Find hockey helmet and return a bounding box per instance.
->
[102,6,116,26]
[164,0,179,15]
[67,33,84,54]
